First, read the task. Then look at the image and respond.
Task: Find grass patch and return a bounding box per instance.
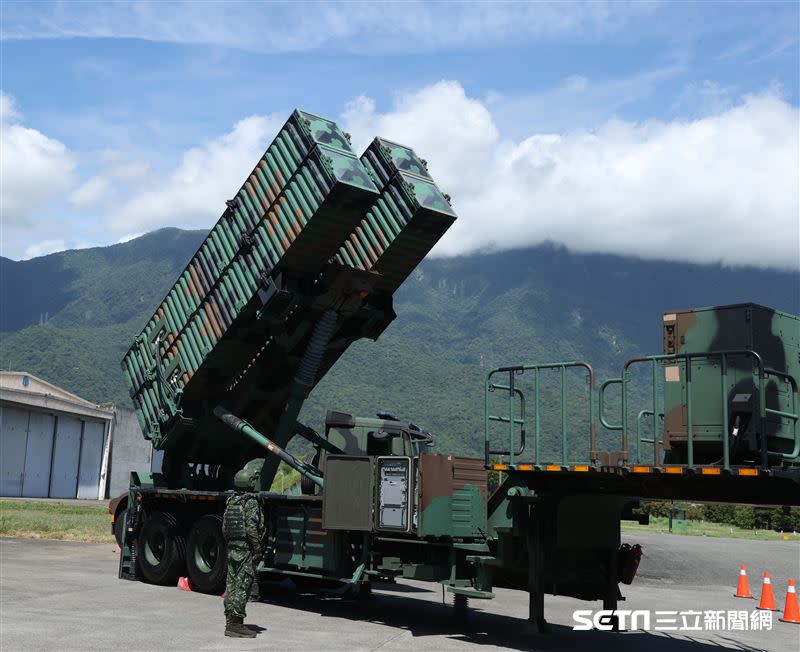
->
[0,500,114,543]
[3,500,795,546]
[622,515,799,542]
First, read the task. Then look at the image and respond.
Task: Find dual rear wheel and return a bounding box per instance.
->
[186,515,227,594]
[136,512,227,594]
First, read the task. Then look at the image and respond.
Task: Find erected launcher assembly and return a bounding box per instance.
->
[115,108,799,634]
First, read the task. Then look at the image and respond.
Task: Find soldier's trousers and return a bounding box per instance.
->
[223,544,254,618]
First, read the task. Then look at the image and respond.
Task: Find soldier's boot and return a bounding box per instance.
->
[250,581,260,599]
[225,615,256,638]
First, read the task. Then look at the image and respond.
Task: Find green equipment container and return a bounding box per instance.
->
[321,453,487,540]
[662,303,800,465]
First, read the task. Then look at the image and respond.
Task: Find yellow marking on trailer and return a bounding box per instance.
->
[545,465,561,472]
[572,465,589,472]
[517,464,533,471]
[737,468,758,476]
[493,464,508,471]
[631,466,651,474]
[701,467,721,475]
[664,466,683,474]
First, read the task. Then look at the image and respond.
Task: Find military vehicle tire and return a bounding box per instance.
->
[113,510,126,548]
[136,511,186,585]
[186,515,227,594]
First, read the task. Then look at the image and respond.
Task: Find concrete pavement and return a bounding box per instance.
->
[0,533,798,651]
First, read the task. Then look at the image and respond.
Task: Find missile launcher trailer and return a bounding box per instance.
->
[116,107,799,637]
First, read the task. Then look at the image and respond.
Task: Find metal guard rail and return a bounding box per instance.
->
[637,409,664,463]
[486,383,526,458]
[599,350,799,469]
[485,361,595,467]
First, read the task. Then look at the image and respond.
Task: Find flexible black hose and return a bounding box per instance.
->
[295,310,337,387]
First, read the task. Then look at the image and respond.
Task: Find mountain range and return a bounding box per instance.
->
[2,228,798,459]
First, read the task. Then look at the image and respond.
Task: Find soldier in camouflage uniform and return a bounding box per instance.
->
[223,458,266,638]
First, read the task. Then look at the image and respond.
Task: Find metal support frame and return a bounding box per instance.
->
[525,501,549,633]
[603,546,620,632]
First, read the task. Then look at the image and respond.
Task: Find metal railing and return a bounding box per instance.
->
[599,350,799,469]
[485,383,526,458]
[767,368,800,461]
[485,361,595,467]
[636,410,664,464]
[486,349,798,471]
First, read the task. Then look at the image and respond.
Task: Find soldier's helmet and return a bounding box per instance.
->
[234,458,265,491]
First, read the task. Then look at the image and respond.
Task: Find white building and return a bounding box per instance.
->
[0,371,150,499]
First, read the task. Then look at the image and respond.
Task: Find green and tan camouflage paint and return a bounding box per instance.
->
[336,137,456,293]
[662,303,799,463]
[416,454,488,539]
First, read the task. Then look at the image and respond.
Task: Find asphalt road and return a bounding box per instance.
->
[0,533,798,651]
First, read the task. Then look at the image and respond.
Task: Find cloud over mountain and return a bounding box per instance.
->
[103,81,799,269]
[343,82,800,269]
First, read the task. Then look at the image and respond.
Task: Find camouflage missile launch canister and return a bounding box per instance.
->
[121,111,458,461]
[339,138,456,292]
[122,110,380,441]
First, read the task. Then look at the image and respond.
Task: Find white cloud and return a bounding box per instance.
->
[69,174,111,208]
[672,80,734,116]
[0,91,20,122]
[3,1,657,53]
[65,162,149,211]
[106,114,284,231]
[33,79,796,270]
[107,162,149,181]
[341,82,800,269]
[1,94,76,226]
[485,64,686,135]
[343,83,499,194]
[117,232,143,244]
[23,239,66,259]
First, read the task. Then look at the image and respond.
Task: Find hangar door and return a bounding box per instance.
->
[0,407,55,497]
[24,412,56,497]
[77,420,105,499]
[1,406,29,496]
[50,416,83,498]
[1,406,107,498]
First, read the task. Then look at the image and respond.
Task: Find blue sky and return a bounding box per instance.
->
[1,1,798,267]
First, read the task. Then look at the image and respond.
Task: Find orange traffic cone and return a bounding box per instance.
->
[780,579,800,624]
[734,565,753,599]
[757,572,779,611]
[177,576,192,591]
